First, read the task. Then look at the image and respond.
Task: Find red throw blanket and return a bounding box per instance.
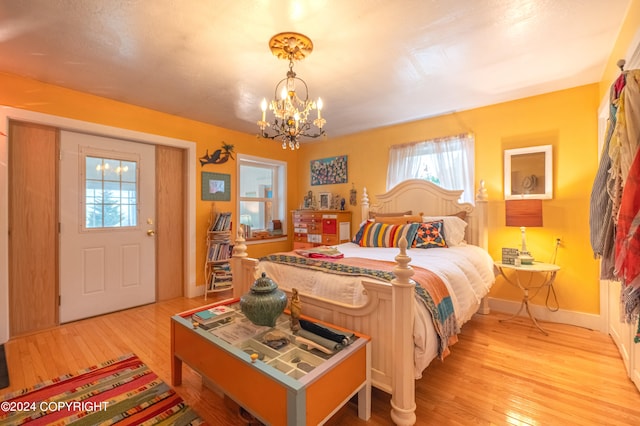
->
[260,253,459,359]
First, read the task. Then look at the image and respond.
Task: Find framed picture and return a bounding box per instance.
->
[319,192,331,210]
[504,145,552,200]
[310,155,348,186]
[201,172,231,201]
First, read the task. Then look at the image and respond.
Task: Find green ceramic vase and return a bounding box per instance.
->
[240,272,288,327]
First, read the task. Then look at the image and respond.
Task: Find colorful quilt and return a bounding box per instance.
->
[261,254,459,359]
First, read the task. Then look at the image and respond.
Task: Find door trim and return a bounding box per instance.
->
[0,106,198,344]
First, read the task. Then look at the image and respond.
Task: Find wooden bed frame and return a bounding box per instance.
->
[231,179,489,425]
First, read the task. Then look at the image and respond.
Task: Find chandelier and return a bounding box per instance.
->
[257,32,326,150]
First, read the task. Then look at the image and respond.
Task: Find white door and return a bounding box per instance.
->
[59,131,156,323]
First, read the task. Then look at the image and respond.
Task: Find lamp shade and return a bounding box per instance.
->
[505,199,543,227]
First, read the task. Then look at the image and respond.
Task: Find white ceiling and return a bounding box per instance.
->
[0,0,632,139]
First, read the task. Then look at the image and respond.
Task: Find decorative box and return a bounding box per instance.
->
[501,247,519,265]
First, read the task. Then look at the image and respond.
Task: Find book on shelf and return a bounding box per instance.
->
[210,212,232,232]
[212,281,232,290]
[210,270,232,280]
[193,305,235,324]
[213,271,232,279]
[213,262,231,271]
[207,242,234,262]
[207,267,233,290]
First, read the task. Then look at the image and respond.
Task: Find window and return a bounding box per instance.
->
[237,154,286,240]
[83,154,139,229]
[386,133,475,204]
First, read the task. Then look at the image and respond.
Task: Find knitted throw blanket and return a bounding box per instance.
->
[260,254,459,359]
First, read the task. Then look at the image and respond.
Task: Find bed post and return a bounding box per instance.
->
[361,186,370,222]
[390,238,417,426]
[231,227,248,299]
[475,180,491,314]
[475,179,488,250]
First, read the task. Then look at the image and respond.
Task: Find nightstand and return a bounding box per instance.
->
[494,261,560,335]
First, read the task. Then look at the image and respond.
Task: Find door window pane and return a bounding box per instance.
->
[85,156,138,229]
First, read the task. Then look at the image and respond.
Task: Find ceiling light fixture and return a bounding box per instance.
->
[257,32,326,150]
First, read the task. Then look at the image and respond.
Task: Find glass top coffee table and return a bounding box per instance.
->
[171,298,371,425]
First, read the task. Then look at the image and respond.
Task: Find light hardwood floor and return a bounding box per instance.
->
[2,295,639,425]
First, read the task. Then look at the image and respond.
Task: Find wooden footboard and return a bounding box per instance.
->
[231,235,417,425]
[232,251,396,392]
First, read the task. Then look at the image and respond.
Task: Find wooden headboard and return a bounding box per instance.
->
[361,179,488,249]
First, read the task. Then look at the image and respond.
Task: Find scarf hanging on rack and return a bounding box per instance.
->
[590,67,640,339]
[611,69,640,336]
[589,71,625,279]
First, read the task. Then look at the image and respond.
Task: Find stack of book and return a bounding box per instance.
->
[294,246,344,259]
[193,305,235,325]
[208,263,233,290]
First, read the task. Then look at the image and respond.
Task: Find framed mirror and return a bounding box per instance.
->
[504,145,552,200]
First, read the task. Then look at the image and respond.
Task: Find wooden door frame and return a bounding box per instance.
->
[8,122,59,335]
[156,145,187,301]
[0,106,198,343]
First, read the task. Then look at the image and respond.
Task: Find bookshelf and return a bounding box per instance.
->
[204,205,233,299]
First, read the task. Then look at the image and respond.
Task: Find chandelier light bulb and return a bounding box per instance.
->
[261,98,267,121]
[317,97,323,119]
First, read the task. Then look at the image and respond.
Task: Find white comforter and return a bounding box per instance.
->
[257,242,495,377]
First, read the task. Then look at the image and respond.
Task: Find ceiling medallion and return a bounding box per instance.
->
[257,32,326,150]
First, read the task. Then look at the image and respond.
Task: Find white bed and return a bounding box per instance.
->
[231,179,492,425]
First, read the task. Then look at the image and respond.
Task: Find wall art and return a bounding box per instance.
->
[199,142,235,166]
[504,145,552,200]
[201,172,231,201]
[310,155,348,186]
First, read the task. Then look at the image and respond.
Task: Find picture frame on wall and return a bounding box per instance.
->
[310,155,348,186]
[504,145,552,200]
[319,192,331,210]
[201,172,231,201]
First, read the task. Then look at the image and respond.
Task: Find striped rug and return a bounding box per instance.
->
[0,353,204,425]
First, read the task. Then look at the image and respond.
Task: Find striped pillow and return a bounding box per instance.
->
[359,222,420,248]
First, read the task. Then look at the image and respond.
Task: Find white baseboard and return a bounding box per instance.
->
[488,297,604,333]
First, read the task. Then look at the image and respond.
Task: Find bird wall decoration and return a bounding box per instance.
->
[200,142,235,166]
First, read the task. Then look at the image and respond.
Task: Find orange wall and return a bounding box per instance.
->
[0,71,301,288]
[298,85,602,314]
[0,72,609,314]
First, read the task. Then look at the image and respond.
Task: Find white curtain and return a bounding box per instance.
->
[386,133,475,204]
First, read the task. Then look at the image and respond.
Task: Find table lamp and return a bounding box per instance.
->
[505,199,543,264]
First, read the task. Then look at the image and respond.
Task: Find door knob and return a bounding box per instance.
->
[147,229,155,236]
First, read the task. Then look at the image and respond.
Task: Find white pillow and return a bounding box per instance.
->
[421,216,468,246]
